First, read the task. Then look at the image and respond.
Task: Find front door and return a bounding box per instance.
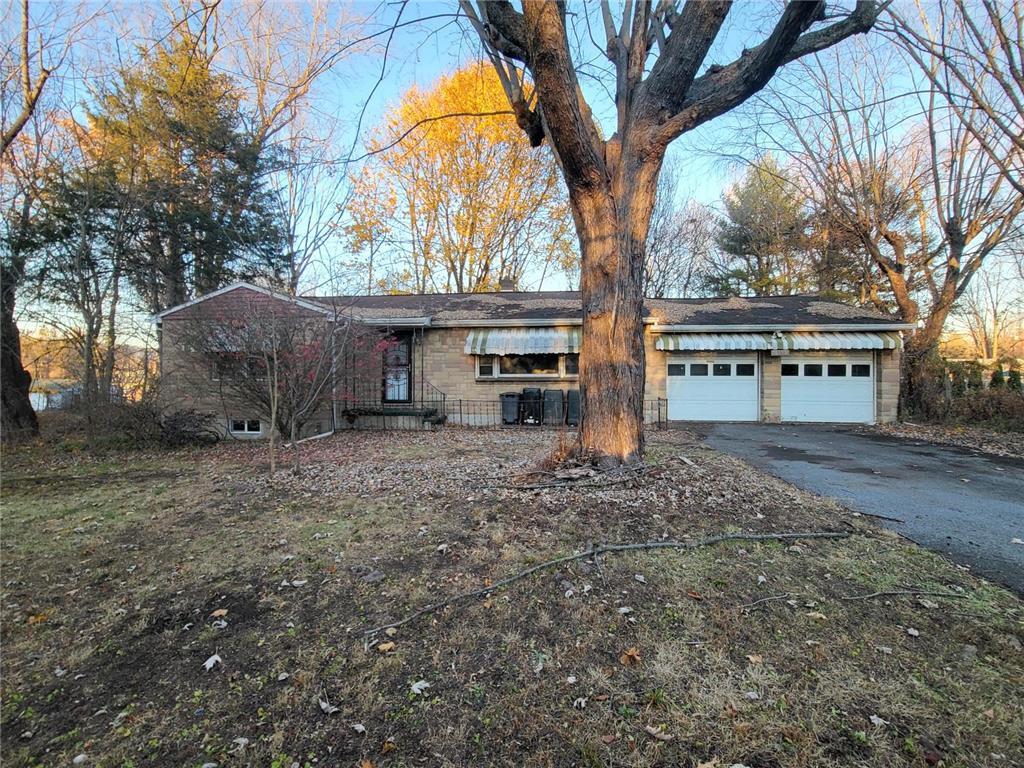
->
[382,334,412,403]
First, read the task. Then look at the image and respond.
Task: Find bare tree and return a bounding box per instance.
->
[177,297,380,475]
[1,0,106,440]
[644,161,715,298]
[887,0,1024,197]
[955,261,1023,364]
[753,40,1022,405]
[460,1,882,465]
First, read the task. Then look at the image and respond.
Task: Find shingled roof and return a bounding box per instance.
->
[314,291,907,328]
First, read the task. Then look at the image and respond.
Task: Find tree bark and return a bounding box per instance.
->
[1,262,39,441]
[572,139,662,466]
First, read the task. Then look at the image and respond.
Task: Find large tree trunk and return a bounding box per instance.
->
[1,265,39,442]
[572,142,662,466]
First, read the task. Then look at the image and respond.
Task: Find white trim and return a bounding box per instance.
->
[153,282,333,322]
[357,316,432,327]
[439,317,585,328]
[228,417,262,434]
[650,323,914,332]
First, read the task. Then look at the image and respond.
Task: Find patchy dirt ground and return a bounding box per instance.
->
[2,428,1022,768]
[860,422,1024,460]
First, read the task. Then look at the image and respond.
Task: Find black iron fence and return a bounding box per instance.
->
[442,397,668,429]
[334,378,667,431]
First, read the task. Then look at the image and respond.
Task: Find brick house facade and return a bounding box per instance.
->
[156,283,910,437]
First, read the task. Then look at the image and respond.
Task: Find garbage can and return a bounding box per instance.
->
[543,389,565,425]
[521,387,542,424]
[499,392,520,425]
[566,389,581,426]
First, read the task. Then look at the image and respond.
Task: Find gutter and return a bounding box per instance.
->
[649,323,916,333]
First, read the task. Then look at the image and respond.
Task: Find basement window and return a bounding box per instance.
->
[229,419,261,434]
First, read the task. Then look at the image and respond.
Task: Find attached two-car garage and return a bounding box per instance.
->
[657,331,901,425]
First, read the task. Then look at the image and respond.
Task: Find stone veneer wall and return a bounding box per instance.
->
[159,317,334,439]
[876,348,901,424]
[760,353,782,422]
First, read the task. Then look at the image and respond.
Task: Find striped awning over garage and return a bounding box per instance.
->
[656,331,902,352]
[464,327,581,355]
[773,331,902,351]
[656,333,773,351]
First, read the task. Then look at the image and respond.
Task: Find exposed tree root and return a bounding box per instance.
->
[363,531,851,636]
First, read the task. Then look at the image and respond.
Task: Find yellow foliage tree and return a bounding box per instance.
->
[347,61,576,293]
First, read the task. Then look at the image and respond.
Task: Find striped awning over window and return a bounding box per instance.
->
[464,327,582,355]
[656,331,902,352]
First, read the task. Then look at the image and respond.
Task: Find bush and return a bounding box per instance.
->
[159,408,220,447]
[38,402,220,448]
[904,354,1024,431]
[948,388,1024,431]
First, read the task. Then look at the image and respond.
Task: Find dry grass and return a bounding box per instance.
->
[1,427,1022,768]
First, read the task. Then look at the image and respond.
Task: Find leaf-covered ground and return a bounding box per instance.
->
[1,428,1022,768]
[860,422,1024,460]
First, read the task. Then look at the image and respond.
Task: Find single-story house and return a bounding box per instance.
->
[155,282,912,438]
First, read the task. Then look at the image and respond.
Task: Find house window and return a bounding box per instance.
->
[498,354,559,376]
[690,363,709,376]
[804,364,823,377]
[713,363,732,376]
[851,364,871,377]
[827,364,847,377]
[477,353,578,379]
[736,363,755,376]
[667,364,686,376]
[781,364,799,376]
[229,419,261,434]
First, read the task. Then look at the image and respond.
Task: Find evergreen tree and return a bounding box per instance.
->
[714,157,813,296]
[88,32,284,313]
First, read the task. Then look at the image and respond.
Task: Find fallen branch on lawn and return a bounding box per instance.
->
[362,531,851,636]
[841,589,967,601]
[739,593,792,611]
[849,510,904,523]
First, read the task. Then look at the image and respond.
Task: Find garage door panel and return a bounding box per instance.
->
[781,355,874,423]
[667,356,758,422]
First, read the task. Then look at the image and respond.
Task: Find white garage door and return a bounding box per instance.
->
[780,355,875,423]
[667,356,759,421]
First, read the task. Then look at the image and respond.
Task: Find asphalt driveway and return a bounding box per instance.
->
[697,423,1024,594]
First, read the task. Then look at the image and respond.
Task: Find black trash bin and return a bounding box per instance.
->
[499,392,520,425]
[543,389,565,425]
[566,389,580,426]
[521,387,542,425]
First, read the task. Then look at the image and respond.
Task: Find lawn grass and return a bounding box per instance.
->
[1,427,1021,768]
